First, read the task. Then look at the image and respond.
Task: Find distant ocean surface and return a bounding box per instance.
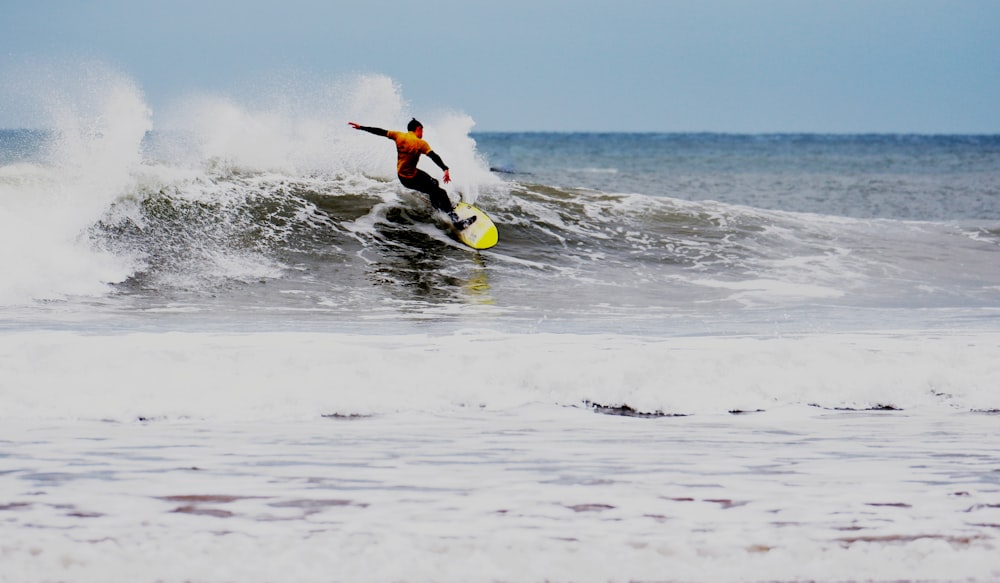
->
[1,73,999,583]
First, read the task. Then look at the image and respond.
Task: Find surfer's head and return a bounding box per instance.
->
[407,118,423,132]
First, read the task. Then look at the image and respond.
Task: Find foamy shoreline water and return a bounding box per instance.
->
[1,329,999,420]
[2,403,998,583]
[2,329,998,581]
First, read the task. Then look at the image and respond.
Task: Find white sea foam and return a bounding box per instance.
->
[0,63,150,304]
[156,73,500,189]
[1,329,997,421]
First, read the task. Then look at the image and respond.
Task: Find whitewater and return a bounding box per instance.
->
[1,65,999,583]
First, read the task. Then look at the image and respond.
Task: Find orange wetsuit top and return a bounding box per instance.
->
[355,126,448,179]
[387,130,437,179]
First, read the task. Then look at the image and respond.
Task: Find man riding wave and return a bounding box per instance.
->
[349,118,475,230]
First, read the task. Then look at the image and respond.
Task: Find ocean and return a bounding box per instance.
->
[1,73,999,582]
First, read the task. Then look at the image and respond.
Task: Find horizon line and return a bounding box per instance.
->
[1,127,999,137]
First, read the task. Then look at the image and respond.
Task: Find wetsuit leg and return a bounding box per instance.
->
[399,170,453,213]
[399,170,476,229]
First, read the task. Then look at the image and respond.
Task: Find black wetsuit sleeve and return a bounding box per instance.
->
[427,150,449,171]
[357,126,389,137]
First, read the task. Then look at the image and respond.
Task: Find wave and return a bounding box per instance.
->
[0,66,499,305]
[1,64,999,317]
[66,168,996,333]
[4,138,1000,314]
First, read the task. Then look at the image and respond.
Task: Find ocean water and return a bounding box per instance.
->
[1,71,1000,582]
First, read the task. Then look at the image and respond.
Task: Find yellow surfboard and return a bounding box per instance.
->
[450,201,499,250]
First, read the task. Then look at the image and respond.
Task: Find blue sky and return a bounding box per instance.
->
[2,0,998,133]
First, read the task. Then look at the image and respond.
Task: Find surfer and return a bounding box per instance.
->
[349,118,475,229]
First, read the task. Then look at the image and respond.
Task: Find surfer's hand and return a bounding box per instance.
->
[443,169,451,184]
[348,122,361,130]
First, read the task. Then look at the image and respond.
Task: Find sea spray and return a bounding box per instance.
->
[0,61,151,304]
[156,73,501,185]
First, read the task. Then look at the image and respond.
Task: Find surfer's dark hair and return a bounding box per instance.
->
[407,118,422,132]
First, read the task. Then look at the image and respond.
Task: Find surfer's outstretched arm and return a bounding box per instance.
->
[348,122,388,137]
